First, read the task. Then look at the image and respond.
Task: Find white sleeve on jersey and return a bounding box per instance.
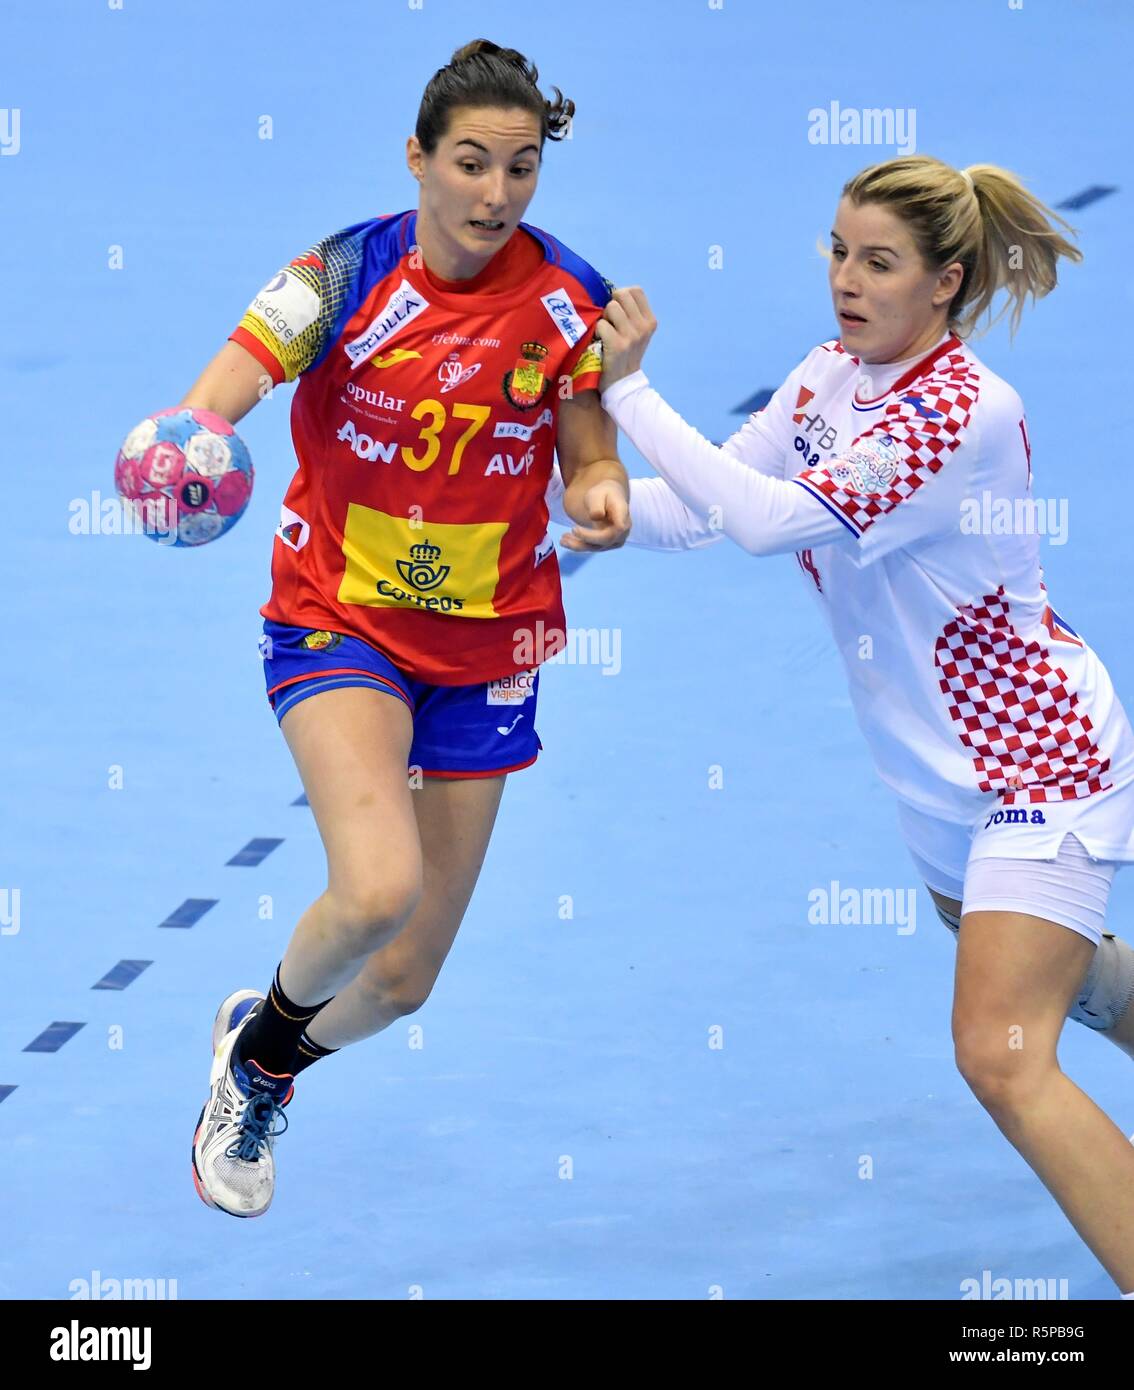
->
[544,460,724,550]
[602,347,982,563]
[624,476,726,550]
[547,358,817,552]
[600,370,851,557]
[615,357,811,549]
[544,462,570,527]
[717,363,802,481]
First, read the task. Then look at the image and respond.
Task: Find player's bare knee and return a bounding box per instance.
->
[329,876,422,952]
[954,1052,1030,1112]
[952,1027,1053,1112]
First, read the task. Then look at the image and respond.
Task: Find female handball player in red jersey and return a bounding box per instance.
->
[568,156,1134,1294]
[180,40,629,1217]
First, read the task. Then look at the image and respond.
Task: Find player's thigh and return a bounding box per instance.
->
[362,773,508,990]
[952,907,1095,1091]
[280,685,422,915]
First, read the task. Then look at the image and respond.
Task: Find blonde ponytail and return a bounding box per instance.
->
[843,155,1082,338]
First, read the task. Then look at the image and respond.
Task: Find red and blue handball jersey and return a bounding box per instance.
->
[229,212,610,685]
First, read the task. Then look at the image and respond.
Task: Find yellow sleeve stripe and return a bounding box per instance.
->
[570,343,603,381]
[233,313,295,381]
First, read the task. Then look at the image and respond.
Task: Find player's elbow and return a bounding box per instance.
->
[732,525,781,558]
[178,341,274,426]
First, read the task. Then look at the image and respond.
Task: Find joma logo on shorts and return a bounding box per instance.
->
[984,809,1048,829]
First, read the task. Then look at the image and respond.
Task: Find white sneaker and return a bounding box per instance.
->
[192,993,294,1218]
[211,989,264,1055]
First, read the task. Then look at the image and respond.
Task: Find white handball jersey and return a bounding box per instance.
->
[582,333,1134,829]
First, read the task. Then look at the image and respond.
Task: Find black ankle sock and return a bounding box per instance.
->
[237,966,333,1076]
[293,1030,340,1075]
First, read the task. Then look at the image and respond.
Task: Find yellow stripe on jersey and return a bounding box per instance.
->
[236,232,364,382]
[338,505,509,619]
[570,338,603,381]
[234,301,311,382]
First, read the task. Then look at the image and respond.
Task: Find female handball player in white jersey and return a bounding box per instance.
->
[178,41,629,1217]
[568,155,1134,1294]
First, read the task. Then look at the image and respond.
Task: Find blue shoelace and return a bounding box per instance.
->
[226,1091,289,1162]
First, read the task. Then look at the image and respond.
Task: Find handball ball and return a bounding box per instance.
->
[114,407,254,547]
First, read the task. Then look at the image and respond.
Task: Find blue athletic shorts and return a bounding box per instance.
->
[260,619,542,779]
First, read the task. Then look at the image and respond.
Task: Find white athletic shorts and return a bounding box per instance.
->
[897,778,1134,947]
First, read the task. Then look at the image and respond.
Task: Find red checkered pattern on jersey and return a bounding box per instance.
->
[934,587,1111,803]
[798,349,978,534]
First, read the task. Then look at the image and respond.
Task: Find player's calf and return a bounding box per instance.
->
[301,951,440,1053]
